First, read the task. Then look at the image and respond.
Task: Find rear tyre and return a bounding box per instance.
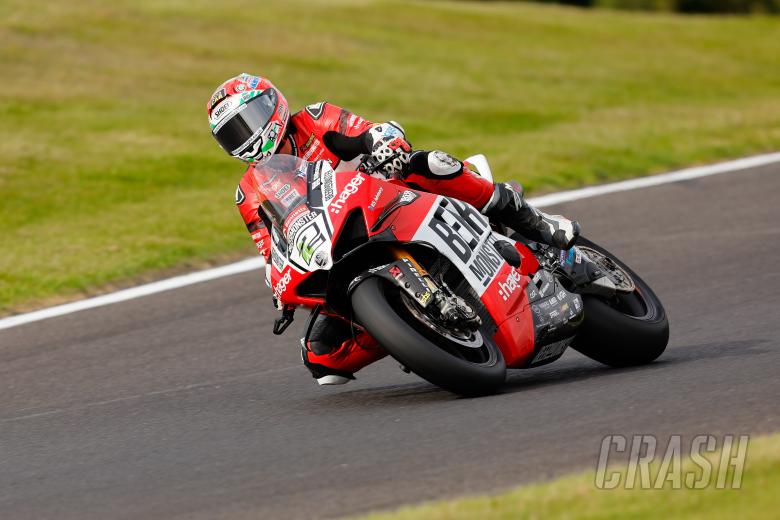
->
[571,237,669,367]
[351,277,506,396]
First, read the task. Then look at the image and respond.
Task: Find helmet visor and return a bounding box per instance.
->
[213,89,278,155]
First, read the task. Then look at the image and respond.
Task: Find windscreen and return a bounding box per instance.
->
[247,154,310,236]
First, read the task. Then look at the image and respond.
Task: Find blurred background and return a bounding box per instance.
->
[1,0,778,314]
[527,0,779,13]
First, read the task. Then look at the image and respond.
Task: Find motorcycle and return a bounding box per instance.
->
[258,154,669,396]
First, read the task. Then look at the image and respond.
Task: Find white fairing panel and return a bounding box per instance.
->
[413,196,505,297]
[464,154,493,183]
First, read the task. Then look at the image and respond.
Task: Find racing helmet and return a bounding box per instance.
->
[207,73,289,163]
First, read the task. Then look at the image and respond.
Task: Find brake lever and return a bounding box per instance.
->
[273,304,296,335]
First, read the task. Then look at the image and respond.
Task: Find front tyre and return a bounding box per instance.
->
[571,237,669,367]
[351,277,506,396]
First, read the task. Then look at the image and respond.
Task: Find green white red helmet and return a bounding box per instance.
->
[207,73,289,163]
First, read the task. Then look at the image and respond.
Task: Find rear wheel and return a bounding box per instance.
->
[351,277,505,396]
[571,237,669,367]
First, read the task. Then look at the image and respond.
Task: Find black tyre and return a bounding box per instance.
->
[351,277,506,396]
[571,237,669,367]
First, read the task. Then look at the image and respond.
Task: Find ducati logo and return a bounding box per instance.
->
[304,102,325,120]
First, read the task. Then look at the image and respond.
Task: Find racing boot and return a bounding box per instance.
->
[482,182,580,250]
[301,314,387,385]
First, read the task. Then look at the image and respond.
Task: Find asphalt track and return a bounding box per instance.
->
[2,165,779,519]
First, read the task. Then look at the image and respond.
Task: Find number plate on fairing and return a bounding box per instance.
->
[413,197,504,296]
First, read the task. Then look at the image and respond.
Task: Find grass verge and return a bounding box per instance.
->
[2,0,779,313]
[352,433,780,520]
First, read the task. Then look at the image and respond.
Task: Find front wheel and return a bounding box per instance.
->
[571,237,669,367]
[351,277,506,396]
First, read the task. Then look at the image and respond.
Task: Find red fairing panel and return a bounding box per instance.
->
[328,173,440,242]
[480,264,537,367]
[272,171,439,308]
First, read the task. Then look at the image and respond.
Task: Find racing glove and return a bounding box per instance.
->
[361,122,412,177]
[322,121,411,178]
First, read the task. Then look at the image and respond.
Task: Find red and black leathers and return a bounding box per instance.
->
[236,102,496,382]
[301,311,388,381]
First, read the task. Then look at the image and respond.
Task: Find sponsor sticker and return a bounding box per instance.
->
[367,187,383,211]
[273,269,292,301]
[389,265,404,280]
[302,133,316,151]
[329,174,365,214]
[212,98,234,120]
[275,183,291,198]
[497,269,522,301]
[414,197,501,294]
[280,186,301,207]
[322,165,335,204]
[209,88,227,109]
[285,209,317,242]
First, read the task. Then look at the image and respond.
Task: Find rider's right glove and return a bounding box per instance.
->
[361,122,412,178]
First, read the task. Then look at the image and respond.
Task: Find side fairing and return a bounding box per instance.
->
[410,195,538,366]
[411,197,504,297]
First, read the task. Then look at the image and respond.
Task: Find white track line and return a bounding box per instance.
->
[530,151,780,208]
[0,258,263,331]
[2,151,779,331]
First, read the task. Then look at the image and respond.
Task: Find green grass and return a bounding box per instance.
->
[1,0,780,313]
[352,434,780,520]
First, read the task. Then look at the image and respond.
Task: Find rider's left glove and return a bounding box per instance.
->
[362,122,412,178]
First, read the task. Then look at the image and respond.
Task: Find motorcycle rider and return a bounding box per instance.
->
[208,73,582,385]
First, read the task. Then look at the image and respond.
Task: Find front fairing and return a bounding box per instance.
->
[247,156,333,276]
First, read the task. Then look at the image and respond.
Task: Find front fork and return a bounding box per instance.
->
[347,247,481,331]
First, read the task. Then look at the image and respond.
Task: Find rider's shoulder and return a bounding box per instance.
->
[292,101,340,124]
[292,102,371,138]
[237,161,259,185]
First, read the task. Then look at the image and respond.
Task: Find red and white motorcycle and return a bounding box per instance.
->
[259,154,669,396]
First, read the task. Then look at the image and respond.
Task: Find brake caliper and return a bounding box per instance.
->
[432,291,481,332]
